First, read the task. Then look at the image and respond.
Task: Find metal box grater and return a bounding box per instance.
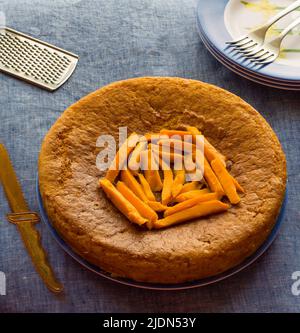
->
[0,27,79,91]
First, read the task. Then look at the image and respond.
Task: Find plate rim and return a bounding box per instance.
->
[36,176,288,290]
[198,27,300,90]
[197,22,300,87]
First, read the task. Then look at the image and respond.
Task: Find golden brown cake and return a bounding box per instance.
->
[38,77,286,284]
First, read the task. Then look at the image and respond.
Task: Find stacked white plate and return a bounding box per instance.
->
[197,0,300,90]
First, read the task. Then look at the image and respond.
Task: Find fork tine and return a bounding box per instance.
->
[226,36,248,45]
[256,54,272,62]
[244,47,265,58]
[233,38,254,48]
[235,43,259,53]
[236,48,253,57]
[253,57,274,66]
[244,49,264,59]
[242,45,261,55]
[249,51,269,61]
[255,54,274,63]
[232,41,257,52]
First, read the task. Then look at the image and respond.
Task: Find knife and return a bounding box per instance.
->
[0,143,63,293]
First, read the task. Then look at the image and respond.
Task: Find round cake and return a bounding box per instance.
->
[38,77,286,284]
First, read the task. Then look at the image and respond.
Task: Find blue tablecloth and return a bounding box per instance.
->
[1,0,300,313]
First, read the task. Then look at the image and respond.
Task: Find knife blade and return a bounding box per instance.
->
[0,143,63,293]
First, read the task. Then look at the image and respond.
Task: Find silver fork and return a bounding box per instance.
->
[245,16,300,65]
[226,0,300,52]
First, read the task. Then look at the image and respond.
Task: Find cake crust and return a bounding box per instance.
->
[38,77,286,283]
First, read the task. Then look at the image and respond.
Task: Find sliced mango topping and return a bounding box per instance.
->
[100,127,244,229]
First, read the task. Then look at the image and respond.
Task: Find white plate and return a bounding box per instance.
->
[197,0,300,83]
[198,25,300,90]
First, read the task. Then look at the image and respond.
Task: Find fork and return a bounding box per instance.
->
[226,0,300,52]
[244,16,300,65]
